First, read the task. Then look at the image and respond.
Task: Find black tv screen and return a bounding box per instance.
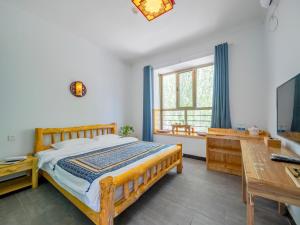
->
[277,73,300,144]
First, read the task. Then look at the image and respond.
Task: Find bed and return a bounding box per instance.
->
[34,123,183,225]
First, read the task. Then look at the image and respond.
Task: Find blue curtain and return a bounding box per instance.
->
[142,65,154,142]
[211,43,232,128]
[291,75,300,132]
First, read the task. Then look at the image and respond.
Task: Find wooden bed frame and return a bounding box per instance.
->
[34,123,183,225]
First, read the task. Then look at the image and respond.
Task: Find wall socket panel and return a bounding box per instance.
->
[7,136,16,142]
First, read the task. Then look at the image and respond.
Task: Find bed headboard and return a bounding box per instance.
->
[34,123,117,153]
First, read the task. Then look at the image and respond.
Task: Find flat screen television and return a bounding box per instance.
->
[277,73,300,144]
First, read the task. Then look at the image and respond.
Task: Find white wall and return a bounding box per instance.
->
[127,21,268,141]
[154,135,206,157]
[0,2,130,158]
[265,0,300,223]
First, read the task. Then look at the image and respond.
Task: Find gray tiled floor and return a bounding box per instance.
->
[0,158,290,225]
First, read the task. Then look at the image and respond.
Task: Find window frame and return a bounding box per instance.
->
[158,63,214,131]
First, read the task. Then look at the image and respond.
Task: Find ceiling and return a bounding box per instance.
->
[5,0,265,62]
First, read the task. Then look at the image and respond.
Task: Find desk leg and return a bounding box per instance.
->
[242,165,246,203]
[247,194,254,225]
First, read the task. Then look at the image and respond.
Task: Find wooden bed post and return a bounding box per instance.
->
[176,144,183,174]
[100,176,115,225]
[111,123,117,135]
[35,128,44,152]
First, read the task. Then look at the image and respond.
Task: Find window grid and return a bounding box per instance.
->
[158,64,214,132]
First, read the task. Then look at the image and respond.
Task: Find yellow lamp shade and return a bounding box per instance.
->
[132,0,175,21]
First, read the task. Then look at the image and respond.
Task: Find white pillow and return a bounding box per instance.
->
[93,134,120,141]
[51,138,95,150]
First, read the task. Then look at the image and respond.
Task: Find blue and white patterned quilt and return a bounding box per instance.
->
[57,141,172,184]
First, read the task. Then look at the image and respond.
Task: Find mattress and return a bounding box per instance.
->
[37,137,176,212]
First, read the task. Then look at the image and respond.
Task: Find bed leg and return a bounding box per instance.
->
[176,144,183,174]
[99,177,115,225]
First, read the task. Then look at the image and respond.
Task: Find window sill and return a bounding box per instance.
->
[153,131,207,139]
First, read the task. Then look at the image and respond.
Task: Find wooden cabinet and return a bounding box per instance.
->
[206,128,268,176]
[0,156,38,195]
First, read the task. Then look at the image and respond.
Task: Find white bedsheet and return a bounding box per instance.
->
[37,138,175,212]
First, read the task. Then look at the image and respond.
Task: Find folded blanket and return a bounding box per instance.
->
[57,141,172,185]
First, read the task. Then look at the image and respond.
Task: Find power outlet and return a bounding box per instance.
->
[7,136,16,142]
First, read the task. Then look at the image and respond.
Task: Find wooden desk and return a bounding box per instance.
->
[241,140,300,225]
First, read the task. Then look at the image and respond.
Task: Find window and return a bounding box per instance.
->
[158,64,214,132]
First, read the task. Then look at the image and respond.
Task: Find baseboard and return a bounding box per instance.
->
[183,154,206,161]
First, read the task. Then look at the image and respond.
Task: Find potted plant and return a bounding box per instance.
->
[120,125,134,137]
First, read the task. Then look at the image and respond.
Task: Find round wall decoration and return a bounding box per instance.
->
[70,81,87,97]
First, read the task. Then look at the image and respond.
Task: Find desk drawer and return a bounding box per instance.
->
[0,161,32,177]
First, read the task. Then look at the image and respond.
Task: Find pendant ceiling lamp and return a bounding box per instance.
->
[132,0,175,21]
